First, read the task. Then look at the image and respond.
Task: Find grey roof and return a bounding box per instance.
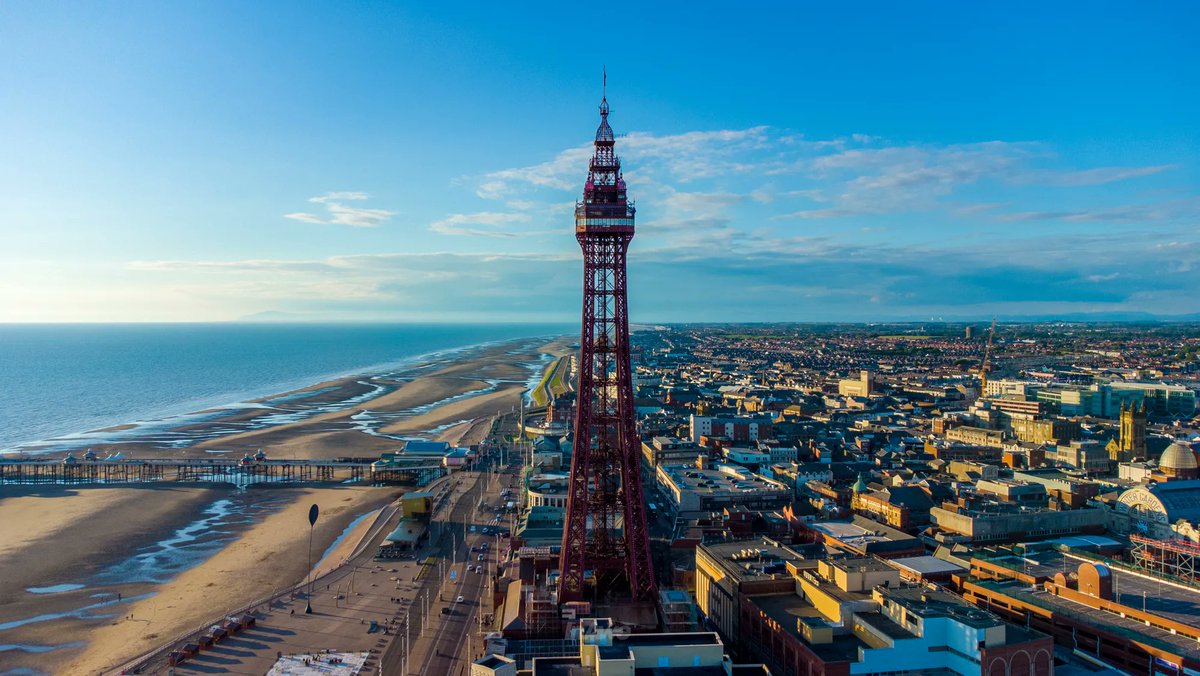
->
[1149,479,1200,520]
[888,555,966,575]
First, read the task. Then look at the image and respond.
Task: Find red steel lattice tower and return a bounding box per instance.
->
[560,82,657,603]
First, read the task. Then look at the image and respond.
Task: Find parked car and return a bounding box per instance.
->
[456,595,464,603]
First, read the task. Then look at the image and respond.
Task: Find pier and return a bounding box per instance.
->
[0,457,446,487]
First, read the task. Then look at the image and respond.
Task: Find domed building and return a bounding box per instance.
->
[1116,479,1200,540]
[1158,440,1199,480]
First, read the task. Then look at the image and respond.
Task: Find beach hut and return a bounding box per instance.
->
[222,618,242,635]
[168,650,187,666]
[182,642,200,657]
[239,613,257,628]
[198,633,214,649]
[209,625,227,643]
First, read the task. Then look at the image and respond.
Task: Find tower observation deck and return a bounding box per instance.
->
[560,82,657,604]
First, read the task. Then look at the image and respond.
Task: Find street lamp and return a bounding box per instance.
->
[305,503,319,614]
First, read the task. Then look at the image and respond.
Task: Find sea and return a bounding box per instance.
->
[0,323,571,452]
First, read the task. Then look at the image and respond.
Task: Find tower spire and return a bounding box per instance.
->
[562,83,654,604]
[598,67,610,124]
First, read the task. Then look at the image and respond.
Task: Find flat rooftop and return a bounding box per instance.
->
[749,594,867,662]
[975,547,1079,579]
[855,611,914,641]
[982,547,1200,627]
[699,540,808,583]
[661,466,787,495]
[620,632,723,646]
[807,518,917,552]
[826,557,894,574]
[882,587,1000,630]
[973,579,1200,656]
[634,667,726,676]
[809,520,890,544]
[1095,562,1200,630]
[887,555,966,576]
[1049,535,1123,550]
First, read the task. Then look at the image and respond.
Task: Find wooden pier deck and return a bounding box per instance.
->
[0,457,446,486]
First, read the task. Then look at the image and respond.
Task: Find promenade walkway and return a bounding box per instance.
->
[116,453,513,676]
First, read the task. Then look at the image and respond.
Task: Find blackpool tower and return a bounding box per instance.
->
[559,82,657,604]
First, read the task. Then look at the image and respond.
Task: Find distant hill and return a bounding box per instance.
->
[235,310,318,322]
[933,311,1200,323]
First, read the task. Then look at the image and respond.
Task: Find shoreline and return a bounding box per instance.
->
[3,331,568,456]
[0,334,574,674]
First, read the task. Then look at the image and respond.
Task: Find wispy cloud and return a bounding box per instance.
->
[995,197,1200,223]
[284,192,395,227]
[1022,164,1178,187]
[429,211,533,238]
[111,123,1192,322]
[119,218,1200,322]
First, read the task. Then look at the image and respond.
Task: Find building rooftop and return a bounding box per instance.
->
[887,555,966,576]
[1099,563,1200,630]
[972,578,1200,655]
[854,611,914,641]
[807,516,921,554]
[825,556,894,574]
[748,593,867,662]
[476,655,514,669]
[660,465,788,496]
[698,538,808,583]
[881,587,1001,630]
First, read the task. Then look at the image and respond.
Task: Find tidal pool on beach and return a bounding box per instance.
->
[90,492,291,586]
[24,584,85,595]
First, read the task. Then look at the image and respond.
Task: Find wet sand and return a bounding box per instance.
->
[0,334,573,674]
[62,486,395,676]
[0,486,224,674]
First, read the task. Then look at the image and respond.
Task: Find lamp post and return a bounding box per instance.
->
[305,503,319,614]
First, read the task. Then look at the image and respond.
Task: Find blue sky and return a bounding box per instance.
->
[1,1,1197,322]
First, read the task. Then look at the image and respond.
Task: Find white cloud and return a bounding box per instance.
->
[1022,164,1178,187]
[309,191,370,203]
[429,211,533,238]
[284,192,395,227]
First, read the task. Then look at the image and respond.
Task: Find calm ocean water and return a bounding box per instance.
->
[0,323,570,451]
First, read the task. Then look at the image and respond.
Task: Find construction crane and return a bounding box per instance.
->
[978,317,997,393]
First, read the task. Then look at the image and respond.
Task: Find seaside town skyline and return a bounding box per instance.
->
[3,3,1199,323]
[3,5,1200,676]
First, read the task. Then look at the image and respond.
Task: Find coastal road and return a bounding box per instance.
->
[381,452,515,676]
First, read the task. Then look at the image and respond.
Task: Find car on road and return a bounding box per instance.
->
[469,525,476,532]
[456,595,464,603]
[478,554,484,561]
[441,607,451,615]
